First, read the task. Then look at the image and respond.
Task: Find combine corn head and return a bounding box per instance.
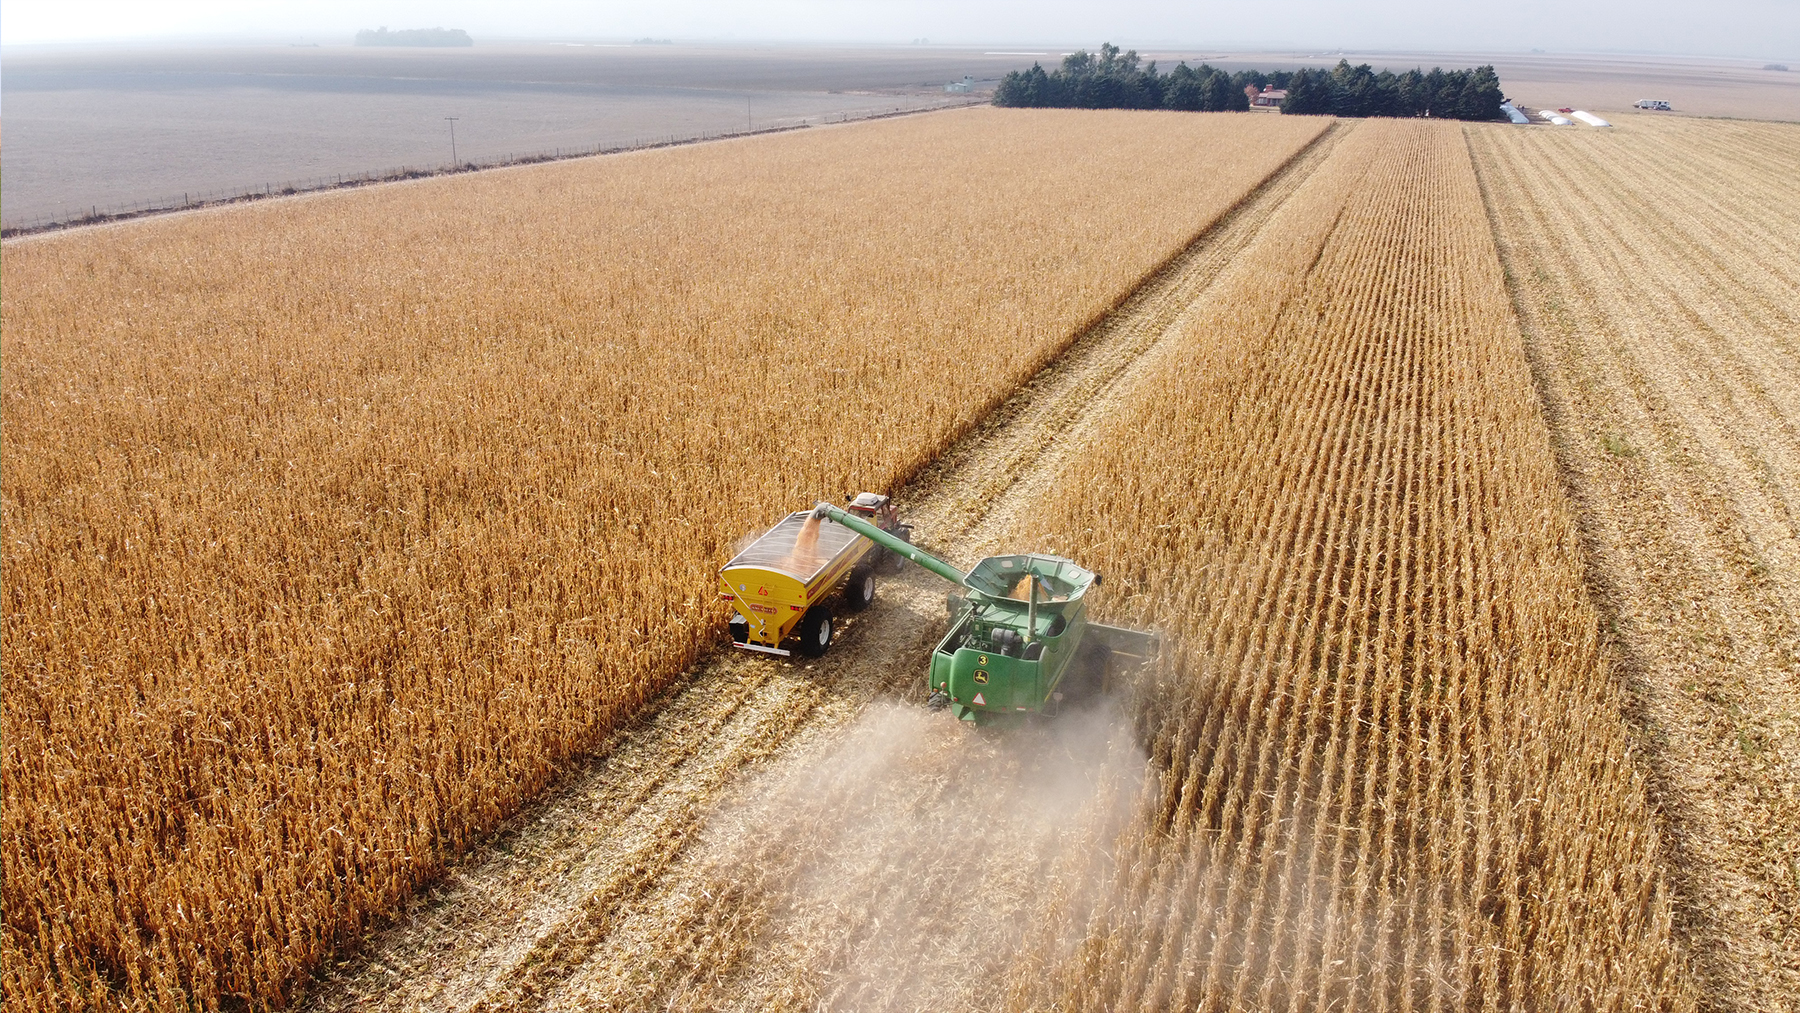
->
[719,495,1157,724]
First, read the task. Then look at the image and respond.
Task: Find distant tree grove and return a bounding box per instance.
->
[994,45,1505,121]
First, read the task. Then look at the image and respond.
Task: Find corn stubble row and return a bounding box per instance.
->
[0,110,1326,1010]
[1467,117,1800,1010]
[1008,120,1693,1010]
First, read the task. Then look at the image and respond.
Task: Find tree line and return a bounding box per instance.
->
[994,45,1504,121]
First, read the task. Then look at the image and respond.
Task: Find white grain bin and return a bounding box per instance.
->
[1571,110,1612,127]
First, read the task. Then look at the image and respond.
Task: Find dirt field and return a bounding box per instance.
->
[1471,116,1800,1013]
[1484,54,1800,122]
[0,43,1017,227]
[7,43,1793,229]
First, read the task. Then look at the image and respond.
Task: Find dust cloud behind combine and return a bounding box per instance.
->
[550,700,1148,1010]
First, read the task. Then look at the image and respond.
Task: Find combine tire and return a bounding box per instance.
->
[798,606,833,657]
[844,566,876,612]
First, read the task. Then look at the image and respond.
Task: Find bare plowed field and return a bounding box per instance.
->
[1471,117,1800,1013]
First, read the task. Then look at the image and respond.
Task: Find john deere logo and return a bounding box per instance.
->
[974,671,988,685]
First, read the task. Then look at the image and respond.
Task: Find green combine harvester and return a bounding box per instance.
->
[810,502,1158,724]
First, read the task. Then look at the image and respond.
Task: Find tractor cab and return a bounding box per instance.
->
[845,491,900,532]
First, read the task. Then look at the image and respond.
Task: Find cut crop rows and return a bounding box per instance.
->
[1006,119,1691,1010]
[1469,116,1800,1012]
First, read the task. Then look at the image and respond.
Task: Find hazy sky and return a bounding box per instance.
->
[2,0,1796,59]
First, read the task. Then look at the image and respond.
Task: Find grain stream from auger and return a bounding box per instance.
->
[1470,116,1800,1013]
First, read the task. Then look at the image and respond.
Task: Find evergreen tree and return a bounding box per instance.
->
[1454,65,1504,120]
[994,63,1060,107]
[994,44,1504,120]
[1206,69,1246,111]
[1281,69,1335,115]
[1162,64,1207,112]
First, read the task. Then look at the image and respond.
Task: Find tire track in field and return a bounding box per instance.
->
[301,121,1354,1013]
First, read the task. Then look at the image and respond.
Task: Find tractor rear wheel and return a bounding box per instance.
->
[798,606,833,657]
[844,566,876,612]
[886,528,912,572]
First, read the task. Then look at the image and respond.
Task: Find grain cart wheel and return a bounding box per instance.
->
[729,615,750,644]
[844,566,876,612]
[798,606,833,657]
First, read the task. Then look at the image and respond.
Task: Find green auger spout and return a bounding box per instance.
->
[812,502,966,586]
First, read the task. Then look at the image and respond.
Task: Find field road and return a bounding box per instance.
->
[299,124,1351,1012]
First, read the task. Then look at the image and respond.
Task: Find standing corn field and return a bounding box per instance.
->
[0,109,1327,1011]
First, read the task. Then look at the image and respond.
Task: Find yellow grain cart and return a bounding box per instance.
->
[718,493,911,657]
[716,493,914,658]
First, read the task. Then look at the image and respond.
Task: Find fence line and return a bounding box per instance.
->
[2,100,981,238]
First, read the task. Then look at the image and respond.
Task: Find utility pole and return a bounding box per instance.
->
[446,117,460,164]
